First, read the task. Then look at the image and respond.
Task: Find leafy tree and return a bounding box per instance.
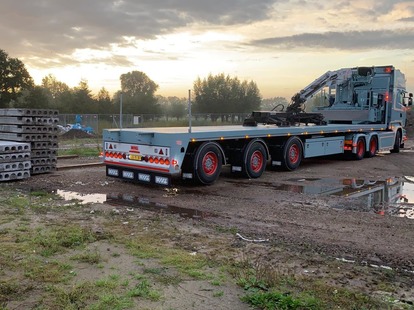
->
[168,96,187,120]
[120,71,159,115]
[193,73,261,121]
[56,90,75,114]
[16,86,51,109]
[261,97,289,111]
[41,74,70,99]
[0,49,34,108]
[96,87,115,114]
[156,95,187,120]
[41,74,70,110]
[72,79,96,113]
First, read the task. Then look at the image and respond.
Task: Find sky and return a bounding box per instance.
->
[1,0,414,100]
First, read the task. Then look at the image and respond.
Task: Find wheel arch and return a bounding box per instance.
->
[284,136,305,158]
[243,138,270,162]
[348,133,366,153]
[366,132,379,152]
[194,141,227,167]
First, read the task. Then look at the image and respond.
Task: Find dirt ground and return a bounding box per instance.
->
[9,134,414,308]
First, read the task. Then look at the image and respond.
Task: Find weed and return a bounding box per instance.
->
[71,249,102,264]
[161,250,208,279]
[88,293,133,310]
[59,146,100,157]
[215,225,238,234]
[126,238,163,259]
[23,258,69,283]
[43,282,95,309]
[95,274,121,290]
[235,258,393,310]
[143,267,165,275]
[0,281,19,303]
[210,279,222,286]
[127,279,161,301]
[213,290,224,298]
[32,226,96,257]
[242,290,320,310]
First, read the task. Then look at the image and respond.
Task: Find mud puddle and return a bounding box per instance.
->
[275,177,414,219]
[56,189,216,219]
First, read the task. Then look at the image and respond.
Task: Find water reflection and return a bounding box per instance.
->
[106,193,216,219]
[56,189,106,204]
[275,177,414,219]
[55,190,215,219]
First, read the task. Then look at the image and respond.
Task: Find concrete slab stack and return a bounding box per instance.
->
[0,109,59,175]
[0,141,31,181]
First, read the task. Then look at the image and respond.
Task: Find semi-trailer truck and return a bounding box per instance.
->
[103,65,413,186]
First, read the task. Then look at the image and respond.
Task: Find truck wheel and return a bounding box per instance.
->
[282,136,302,170]
[390,131,401,153]
[354,137,365,160]
[194,142,222,185]
[365,136,377,158]
[243,141,266,178]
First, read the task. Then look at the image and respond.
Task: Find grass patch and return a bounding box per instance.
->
[58,137,102,157]
[71,249,102,264]
[23,258,72,283]
[89,293,133,310]
[0,281,20,304]
[242,290,319,310]
[59,146,100,157]
[31,226,97,257]
[213,290,224,298]
[95,274,121,290]
[43,282,95,309]
[234,259,395,310]
[127,278,162,301]
[161,250,210,279]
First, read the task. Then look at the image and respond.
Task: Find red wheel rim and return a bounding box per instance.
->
[289,144,300,164]
[250,150,264,173]
[369,138,377,154]
[357,140,364,157]
[202,151,218,175]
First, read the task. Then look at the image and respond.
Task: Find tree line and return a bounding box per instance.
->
[0,49,288,117]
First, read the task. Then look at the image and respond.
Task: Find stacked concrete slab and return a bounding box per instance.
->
[0,141,31,181]
[0,109,59,176]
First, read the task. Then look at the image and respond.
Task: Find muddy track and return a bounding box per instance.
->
[18,145,414,275]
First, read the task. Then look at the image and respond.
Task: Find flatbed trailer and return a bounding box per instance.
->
[103,122,400,186]
[103,65,412,186]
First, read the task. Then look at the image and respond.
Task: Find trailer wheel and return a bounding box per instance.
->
[282,136,302,170]
[194,142,222,185]
[244,141,266,178]
[390,130,401,153]
[354,137,365,160]
[365,136,377,158]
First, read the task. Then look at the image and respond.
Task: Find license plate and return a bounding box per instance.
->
[129,154,142,161]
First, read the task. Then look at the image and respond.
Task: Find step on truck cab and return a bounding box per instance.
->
[103,65,412,186]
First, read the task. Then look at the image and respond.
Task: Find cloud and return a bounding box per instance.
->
[0,0,275,58]
[398,16,414,22]
[251,29,414,50]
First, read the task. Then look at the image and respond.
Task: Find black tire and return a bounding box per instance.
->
[243,141,266,178]
[282,136,302,171]
[390,131,401,153]
[365,136,377,158]
[194,143,222,185]
[354,137,365,160]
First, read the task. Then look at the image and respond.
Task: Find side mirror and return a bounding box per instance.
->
[409,93,413,106]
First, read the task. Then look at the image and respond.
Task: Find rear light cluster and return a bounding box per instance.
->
[105,151,126,159]
[148,157,170,165]
[105,151,171,166]
[344,140,353,151]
